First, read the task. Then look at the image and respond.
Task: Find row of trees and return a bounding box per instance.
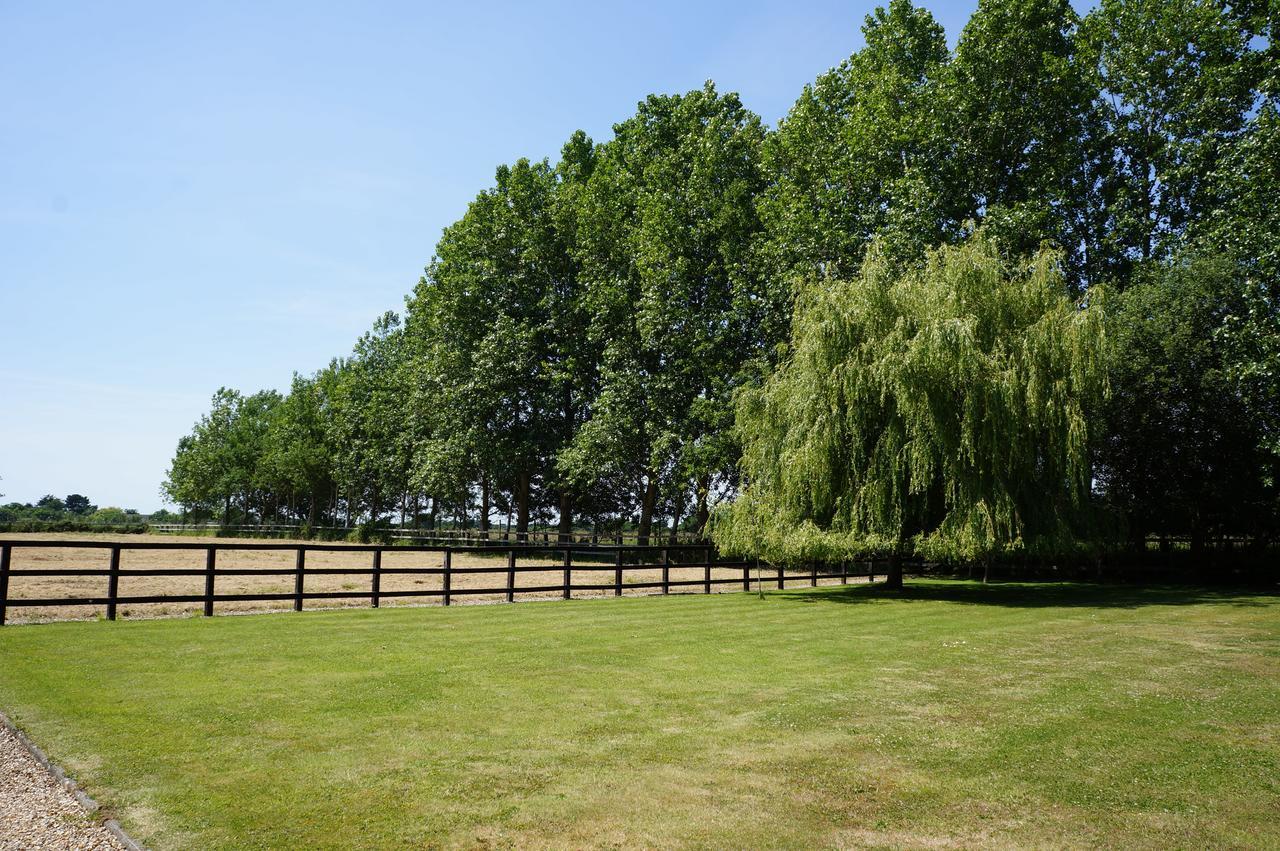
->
[165,0,1278,556]
[0,492,161,527]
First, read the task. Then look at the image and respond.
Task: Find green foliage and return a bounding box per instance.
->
[64,494,94,515]
[1097,255,1280,541]
[260,372,338,525]
[155,0,1279,563]
[714,232,1107,564]
[948,0,1096,284]
[163,387,283,524]
[88,506,136,524]
[1081,0,1260,275]
[405,151,594,533]
[758,0,957,286]
[564,82,773,539]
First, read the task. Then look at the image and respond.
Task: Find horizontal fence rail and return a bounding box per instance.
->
[0,540,881,625]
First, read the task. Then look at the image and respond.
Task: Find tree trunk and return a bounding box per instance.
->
[222,493,231,527]
[480,473,491,533]
[668,488,685,546]
[694,474,710,536]
[637,473,658,547]
[885,551,904,590]
[557,491,572,543]
[516,471,531,540]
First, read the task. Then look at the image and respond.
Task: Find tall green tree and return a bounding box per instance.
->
[1097,255,1280,550]
[947,0,1098,286]
[164,388,280,524]
[1081,0,1259,277]
[758,0,958,289]
[325,313,415,526]
[714,233,1108,585]
[261,373,337,525]
[406,151,594,537]
[566,82,771,542]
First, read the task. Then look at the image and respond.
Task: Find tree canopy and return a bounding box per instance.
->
[712,233,1107,582]
[162,0,1279,569]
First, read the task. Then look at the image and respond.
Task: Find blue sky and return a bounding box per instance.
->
[1,1,990,511]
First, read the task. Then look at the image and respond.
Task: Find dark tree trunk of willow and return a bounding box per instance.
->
[885,551,904,589]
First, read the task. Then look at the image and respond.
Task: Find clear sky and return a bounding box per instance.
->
[1,0,990,511]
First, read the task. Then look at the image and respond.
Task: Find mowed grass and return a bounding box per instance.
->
[1,581,1277,849]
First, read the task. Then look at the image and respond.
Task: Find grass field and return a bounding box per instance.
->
[1,580,1277,849]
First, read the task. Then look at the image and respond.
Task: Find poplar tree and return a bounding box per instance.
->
[1082,0,1258,276]
[758,0,958,288]
[406,153,592,537]
[566,83,771,542]
[947,0,1097,287]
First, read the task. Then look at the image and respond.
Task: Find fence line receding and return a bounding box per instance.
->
[0,540,880,625]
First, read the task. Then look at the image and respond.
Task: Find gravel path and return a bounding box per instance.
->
[0,724,125,850]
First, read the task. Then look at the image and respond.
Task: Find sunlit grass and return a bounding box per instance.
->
[1,580,1277,849]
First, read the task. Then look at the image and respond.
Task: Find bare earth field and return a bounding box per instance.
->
[0,532,858,624]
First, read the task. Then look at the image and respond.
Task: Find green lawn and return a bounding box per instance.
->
[1,581,1277,849]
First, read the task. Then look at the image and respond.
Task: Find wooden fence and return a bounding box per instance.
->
[0,540,878,625]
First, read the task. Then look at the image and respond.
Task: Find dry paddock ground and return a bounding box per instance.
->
[0,532,865,624]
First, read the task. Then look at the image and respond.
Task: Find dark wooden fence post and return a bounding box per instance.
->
[811,561,818,587]
[742,560,750,593]
[443,547,452,606]
[203,547,216,617]
[563,549,572,600]
[840,559,847,585]
[0,545,10,626]
[106,545,121,621]
[506,550,516,603]
[661,548,670,594]
[293,547,305,612]
[704,547,712,594]
[614,549,623,596]
[869,561,874,583]
[371,548,382,609]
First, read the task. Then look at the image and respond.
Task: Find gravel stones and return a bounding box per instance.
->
[0,723,126,851]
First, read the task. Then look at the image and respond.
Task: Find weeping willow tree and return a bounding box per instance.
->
[712,232,1107,587]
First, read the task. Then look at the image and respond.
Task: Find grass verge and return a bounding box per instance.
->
[1,580,1277,849]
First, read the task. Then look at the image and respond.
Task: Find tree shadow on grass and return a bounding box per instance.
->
[775,578,1280,610]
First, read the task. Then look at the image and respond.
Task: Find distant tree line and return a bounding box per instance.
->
[0,492,177,530]
[165,0,1278,559]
